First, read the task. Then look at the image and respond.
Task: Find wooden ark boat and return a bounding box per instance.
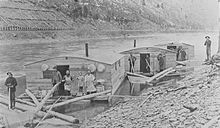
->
[155,42,195,60]
[23,47,126,101]
[120,46,177,74]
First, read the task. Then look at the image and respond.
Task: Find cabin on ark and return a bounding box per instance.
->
[120,47,176,75]
[155,42,194,60]
[24,49,125,95]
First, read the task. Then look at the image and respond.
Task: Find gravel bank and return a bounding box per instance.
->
[82,65,220,128]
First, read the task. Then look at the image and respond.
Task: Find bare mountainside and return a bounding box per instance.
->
[0,0,218,40]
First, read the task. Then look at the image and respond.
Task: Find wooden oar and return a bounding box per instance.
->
[35,97,61,128]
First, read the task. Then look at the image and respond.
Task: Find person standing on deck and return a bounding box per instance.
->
[128,53,136,72]
[157,53,165,72]
[177,46,187,61]
[63,70,74,96]
[85,70,96,94]
[77,72,86,96]
[204,36,212,61]
[5,72,17,110]
[52,66,62,96]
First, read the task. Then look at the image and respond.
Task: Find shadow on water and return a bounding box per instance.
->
[54,68,193,124]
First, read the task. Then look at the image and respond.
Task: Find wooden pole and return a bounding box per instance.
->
[147,67,174,82]
[134,39,136,47]
[34,82,61,113]
[35,97,61,128]
[47,111,79,123]
[218,0,220,53]
[8,87,11,109]
[25,89,40,105]
[155,69,175,81]
[45,90,111,109]
[85,43,89,57]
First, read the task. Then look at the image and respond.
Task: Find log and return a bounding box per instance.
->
[47,111,79,124]
[35,97,61,127]
[176,61,186,66]
[138,94,153,107]
[155,69,175,80]
[34,82,61,113]
[25,89,40,105]
[45,90,111,109]
[0,97,79,124]
[147,67,174,82]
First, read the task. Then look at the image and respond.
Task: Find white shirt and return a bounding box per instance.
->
[85,74,96,92]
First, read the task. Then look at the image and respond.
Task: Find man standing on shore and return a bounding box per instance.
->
[5,72,17,110]
[204,36,211,61]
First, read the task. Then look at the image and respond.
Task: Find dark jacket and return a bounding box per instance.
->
[5,77,17,92]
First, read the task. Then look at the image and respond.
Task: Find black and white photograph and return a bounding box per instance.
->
[0,0,219,128]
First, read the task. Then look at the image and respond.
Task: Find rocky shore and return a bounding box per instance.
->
[81,65,220,128]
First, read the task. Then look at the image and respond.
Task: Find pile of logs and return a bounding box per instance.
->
[82,66,220,128]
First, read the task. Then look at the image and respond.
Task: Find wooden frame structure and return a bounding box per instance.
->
[24,49,126,95]
[120,47,176,75]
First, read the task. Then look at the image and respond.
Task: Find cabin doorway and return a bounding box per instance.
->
[56,65,69,95]
[140,53,150,73]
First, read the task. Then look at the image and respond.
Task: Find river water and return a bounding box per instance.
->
[0,31,218,125]
[0,32,218,78]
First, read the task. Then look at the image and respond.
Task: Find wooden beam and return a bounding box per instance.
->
[45,90,111,109]
[155,69,175,81]
[25,89,40,105]
[34,82,61,113]
[147,67,174,82]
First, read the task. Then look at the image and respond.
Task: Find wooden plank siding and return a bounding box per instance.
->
[111,58,126,94]
[120,47,176,74]
[25,56,125,92]
[155,43,194,60]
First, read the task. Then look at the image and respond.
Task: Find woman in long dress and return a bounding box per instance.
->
[85,71,96,94]
[63,70,73,96]
[77,72,86,96]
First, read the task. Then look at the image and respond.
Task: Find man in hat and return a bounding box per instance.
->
[204,36,211,61]
[5,72,17,109]
[128,53,136,73]
[177,46,187,61]
[52,66,62,96]
[157,53,165,72]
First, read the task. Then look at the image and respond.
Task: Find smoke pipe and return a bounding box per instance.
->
[134,39,136,48]
[85,43,89,57]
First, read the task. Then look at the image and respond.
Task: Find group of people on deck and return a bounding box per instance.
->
[52,66,97,96]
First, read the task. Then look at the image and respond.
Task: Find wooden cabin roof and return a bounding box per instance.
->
[24,49,124,66]
[120,46,176,54]
[155,42,194,47]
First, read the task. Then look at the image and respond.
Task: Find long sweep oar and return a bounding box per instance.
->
[34,97,61,128]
